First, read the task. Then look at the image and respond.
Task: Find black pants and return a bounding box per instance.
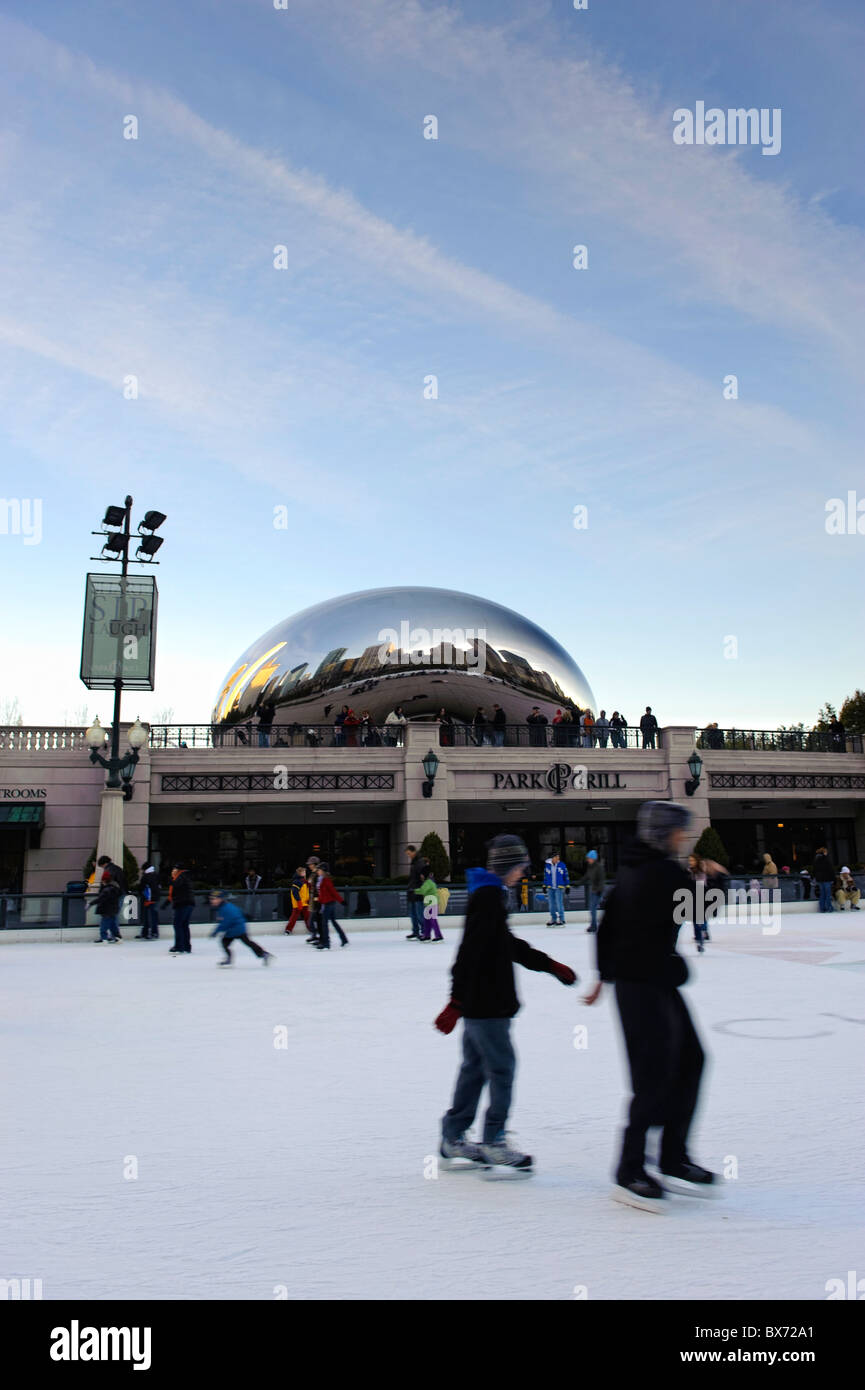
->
[173,904,193,953]
[614,981,704,1180]
[222,934,267,962]
[319,903,347,947]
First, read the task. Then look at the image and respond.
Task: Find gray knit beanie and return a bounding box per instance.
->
[486,834,529,876]
[636,800,692,854]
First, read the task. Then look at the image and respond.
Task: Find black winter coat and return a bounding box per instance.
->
[406,855,429,901]
[813,852,835,884]
[170,871,196,907]
[95,880,121,916]
[596,838,690,988]
[452,884,558,1018]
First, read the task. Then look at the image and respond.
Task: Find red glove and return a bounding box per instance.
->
[434,1002,462,1034]
[550,961,578,986]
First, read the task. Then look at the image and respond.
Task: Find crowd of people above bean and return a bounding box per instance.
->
[240,701,664,748]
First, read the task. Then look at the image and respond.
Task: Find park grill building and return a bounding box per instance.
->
[1,585,863,894]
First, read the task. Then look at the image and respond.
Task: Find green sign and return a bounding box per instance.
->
[80,573,158,691]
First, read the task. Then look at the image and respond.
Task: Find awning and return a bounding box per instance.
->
[0,803,45,828]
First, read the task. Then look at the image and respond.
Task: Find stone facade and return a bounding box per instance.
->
[0,721,863,892]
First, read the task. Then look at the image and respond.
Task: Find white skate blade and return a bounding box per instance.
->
[657,1173,723,1199]
[611,1184,667,1213]
[439,1156,486,1172]
[478,1163,533,1181]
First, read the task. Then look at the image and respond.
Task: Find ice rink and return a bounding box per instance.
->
[2,909,863,1301]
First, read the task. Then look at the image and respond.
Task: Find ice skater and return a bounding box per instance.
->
[314,863,348,949]
[418,869,444,941]
[436,834,577,1176]
[209,889,274,966]
[284,866,310,934]
[584,800,718,1211]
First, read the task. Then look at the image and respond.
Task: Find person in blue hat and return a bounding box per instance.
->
[580,849,606,934]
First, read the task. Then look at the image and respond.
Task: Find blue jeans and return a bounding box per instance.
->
[99,914,118,941]
[818,881,834,912]
[589,890,602,930]
[443,1017,516,1146]
[408,897,425,936]
[547,886,565,922]
[319,902,347,946]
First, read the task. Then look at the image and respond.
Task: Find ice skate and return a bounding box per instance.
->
[218,960,233,967]
[262,952,274,965]
[657,1159,722,1198]
[478,1135,534,1179]
[440,1137,487,1171]
[612,1170,667,1213]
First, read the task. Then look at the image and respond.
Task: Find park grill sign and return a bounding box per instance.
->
[493,764,627,795]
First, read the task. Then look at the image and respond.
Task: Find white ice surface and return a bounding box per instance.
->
[2,911,863,1301]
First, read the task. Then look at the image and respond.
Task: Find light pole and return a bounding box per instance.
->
[82,498,166,870]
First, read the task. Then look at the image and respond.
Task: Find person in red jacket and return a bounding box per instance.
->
[315,864,348,949]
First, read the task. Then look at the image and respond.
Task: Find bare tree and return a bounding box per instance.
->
[1,697,24,726]
[153,706,175,725]
[62,703,92,728]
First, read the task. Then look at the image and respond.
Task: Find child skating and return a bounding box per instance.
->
[584,800,718,1212]
[435,834,577,1177]
[209,889,274,966]
[418,869,444,941]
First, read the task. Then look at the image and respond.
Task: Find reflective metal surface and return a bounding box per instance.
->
[212,587,596,727]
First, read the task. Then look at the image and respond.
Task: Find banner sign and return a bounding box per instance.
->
[80,573,157,691]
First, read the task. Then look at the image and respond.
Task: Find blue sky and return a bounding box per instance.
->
[0,0,862,730]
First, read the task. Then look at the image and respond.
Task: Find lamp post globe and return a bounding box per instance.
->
[85,717,107,750]
[127,717,148,749]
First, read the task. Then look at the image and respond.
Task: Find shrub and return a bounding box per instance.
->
[419,832,451,881]
[693,827,730,869]
[83,843,140,891]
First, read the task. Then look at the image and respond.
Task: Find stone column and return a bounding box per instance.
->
[96,786,125,868]
[663,725,710,847]
[392,723,450,875]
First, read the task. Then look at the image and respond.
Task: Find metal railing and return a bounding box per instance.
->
[149,723,408,749]
[2,874,862,931]
[696,728,862,754]
[443,723,658,749]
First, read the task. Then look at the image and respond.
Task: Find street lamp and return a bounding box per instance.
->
[685,750,703,797]
[422,748,440,798]
[86,713,148,800]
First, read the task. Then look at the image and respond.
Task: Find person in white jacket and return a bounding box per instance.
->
[543,852,570,926]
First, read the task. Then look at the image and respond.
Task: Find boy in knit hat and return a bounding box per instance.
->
[584,800,717,1211]
[435,834,577,1175]
[209,889,274,967]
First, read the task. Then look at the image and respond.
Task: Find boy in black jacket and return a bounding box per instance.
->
[584,800,717,1211]
[436,834,577,1174]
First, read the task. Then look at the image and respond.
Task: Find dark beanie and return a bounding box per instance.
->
[636,800,691,853]
[486,834,529,877]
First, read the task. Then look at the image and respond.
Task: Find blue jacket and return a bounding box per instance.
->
[210,900,249,939]
[544,859,570,889]
[465,867,506,896]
